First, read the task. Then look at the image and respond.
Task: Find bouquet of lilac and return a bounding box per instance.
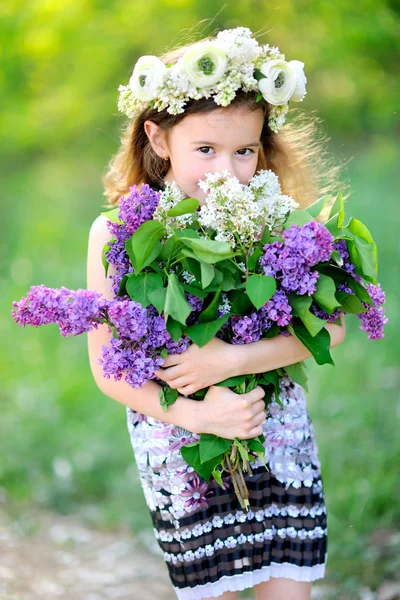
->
[11,169,388,509]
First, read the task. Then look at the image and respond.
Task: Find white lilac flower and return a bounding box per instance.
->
[218,293,231,316]
[257,59,297,106]
[152,181,194,237]
[197,169,298,248]
[181,270,196,284]
[288,60,307,102]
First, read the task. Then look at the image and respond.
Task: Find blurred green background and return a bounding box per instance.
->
[1,1,399,597]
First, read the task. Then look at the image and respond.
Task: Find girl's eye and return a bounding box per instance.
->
[197,147,255,156]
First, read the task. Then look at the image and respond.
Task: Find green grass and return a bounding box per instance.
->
[2,133,399,595]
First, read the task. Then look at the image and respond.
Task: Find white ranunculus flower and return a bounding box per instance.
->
[180,42,228,88]
[257,59,297,106]
[288,60,307,102]
[129,55,167,101]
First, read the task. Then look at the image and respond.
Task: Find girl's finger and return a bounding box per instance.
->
[161,354,182,368]
[157,365,184,381]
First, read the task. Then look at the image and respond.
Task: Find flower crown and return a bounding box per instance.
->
[117,27,307,133]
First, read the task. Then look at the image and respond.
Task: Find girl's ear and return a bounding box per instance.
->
[144,120,169,159]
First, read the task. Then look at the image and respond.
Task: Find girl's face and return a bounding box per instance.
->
[145,106,265,206]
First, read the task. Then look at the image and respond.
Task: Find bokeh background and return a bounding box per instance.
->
[1,1,399,598]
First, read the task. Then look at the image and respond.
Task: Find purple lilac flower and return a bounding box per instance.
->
[356,282,388,340]
[261,221,335,296]
[107,299,148,341]
[260,289,293,327]
[181,475,214,510]
[357,306,388,340]
[105,184,160,294]
[11,285,108,337]
[230,312,263,344]
[311,304,342,323]
[333,240,363,283]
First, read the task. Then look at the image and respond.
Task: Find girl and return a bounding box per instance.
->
[87,27,348,600]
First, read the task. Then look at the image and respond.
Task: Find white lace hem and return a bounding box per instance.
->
[173,554,327,599]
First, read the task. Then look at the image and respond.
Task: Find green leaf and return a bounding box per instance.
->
[125,220,165,272]
[283,210,314,229]
[258,371,282,406]
[288,294,327,337]
[166,197,199,216]
[164,273,192,325]
[215,374,248,387]
[199,434,232,463]
[230,290,253,316]
[328,190,345,227]
[117,273,129,297]
[185,314,230,347]
[174,228,200,239]
[102,240,113,278]
[284,361,309,392]
[166,317,183,341]
[234,439,249,462]
[211,468,225,488]
[147,286,167,314]
[313,273,341,313]
[306,194,332,219]
[181,283,208,299]
[101,208,123,224]
[343,217,378,282]
[248,247,263,271]
[246,274,276,310]
[335,291,368,314]
[180,442,222,481]
[126,272,163,307]
[260,226,271,245]
[345,277,373,305]
[198,287,222,323]
[288,322,334,366]
[159,386,179,413]
[201,262,215,288]
[179,237,235,263]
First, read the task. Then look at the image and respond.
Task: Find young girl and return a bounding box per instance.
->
[87,27,348,600]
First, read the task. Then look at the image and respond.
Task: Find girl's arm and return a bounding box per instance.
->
[86,214,203,431]
[232,314,346,376]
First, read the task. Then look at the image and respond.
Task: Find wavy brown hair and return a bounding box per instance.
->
[102,36,351,219]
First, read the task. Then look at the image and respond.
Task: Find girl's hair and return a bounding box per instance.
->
[102,37,351,215]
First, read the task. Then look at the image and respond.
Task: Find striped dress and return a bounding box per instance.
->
[126,375,327,599]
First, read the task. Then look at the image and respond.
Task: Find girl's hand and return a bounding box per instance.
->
[198,384,266,440]
[154,337,238,395]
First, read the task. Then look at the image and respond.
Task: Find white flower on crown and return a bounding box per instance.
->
[257,59,297,106]
[129,55,167,101]
[288,60,307,102]
[117,27,308,133]
[180,41,228,88]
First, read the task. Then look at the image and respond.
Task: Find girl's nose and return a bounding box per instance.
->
[216,155,237,177]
